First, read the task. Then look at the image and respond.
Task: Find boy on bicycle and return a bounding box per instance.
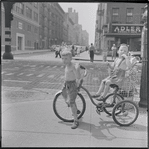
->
[61,48,81,129]
[92,44,132,101]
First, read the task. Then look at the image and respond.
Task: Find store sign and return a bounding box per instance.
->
[112,25,143,34]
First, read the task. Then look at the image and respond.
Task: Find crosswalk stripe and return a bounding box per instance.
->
[37,74,44,77]
[17,73,24,76]
[52,66,57,68]
[5,73,14,75]
[48,75,54,78]
[26,74,33,76]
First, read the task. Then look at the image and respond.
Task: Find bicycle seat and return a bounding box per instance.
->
[110,84,119,89]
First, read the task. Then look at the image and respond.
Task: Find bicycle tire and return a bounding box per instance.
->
[53,91,86,122]
[112,100,139,126]
[103,93,124,116]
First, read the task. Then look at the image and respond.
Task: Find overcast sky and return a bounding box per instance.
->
[59,2,98,45]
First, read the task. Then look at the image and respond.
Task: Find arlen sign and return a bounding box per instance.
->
[112,25,143,34]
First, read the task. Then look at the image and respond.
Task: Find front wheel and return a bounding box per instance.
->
[53,91,86,122]
[112,100,139,126]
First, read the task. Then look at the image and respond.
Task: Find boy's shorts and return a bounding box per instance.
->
[62,80,78,104]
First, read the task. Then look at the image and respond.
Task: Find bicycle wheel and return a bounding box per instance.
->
[112,100,139,126]
[53,91,86,122]
[103,93,124,116]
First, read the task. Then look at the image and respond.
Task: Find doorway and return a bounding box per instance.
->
[18,36,22,50]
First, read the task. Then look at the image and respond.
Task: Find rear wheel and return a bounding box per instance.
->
[53,91,86,122]
[103,93,124,116]
[112,100,139,126]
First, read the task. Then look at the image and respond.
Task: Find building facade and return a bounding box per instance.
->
[1,2,40,51]
[39,2,65,49]
[95,2,145,53]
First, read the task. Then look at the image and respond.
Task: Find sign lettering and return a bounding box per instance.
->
[112,25,143,34]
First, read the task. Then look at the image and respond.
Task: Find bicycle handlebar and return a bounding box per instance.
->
[80,65,87,77]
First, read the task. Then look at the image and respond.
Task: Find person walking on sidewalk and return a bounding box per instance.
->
[111,44,117,60]
[61,49,81,129]
[89,43,95,62]
[55,45,61,58]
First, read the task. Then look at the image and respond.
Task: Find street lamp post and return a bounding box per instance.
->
[139,4,148,108]
[3,2,15,59]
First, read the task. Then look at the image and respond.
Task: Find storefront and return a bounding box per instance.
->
[104,24,143,52]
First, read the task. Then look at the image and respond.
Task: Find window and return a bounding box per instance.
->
[16,3,24,15]
[112,8,119,23]
[34,27,38,34]
[34,2,38,8]
[34,12,38,22]
[26,6,32,19]
[27,24,32,32]
[126,8,133,23]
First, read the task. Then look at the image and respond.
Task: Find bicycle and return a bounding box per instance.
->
[53,61,139,126]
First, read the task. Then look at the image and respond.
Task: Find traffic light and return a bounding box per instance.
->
[10,13,13,22]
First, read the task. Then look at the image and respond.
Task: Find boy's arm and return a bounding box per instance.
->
[72,63,81,87]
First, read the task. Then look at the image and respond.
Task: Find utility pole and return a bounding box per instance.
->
[3,2,15,59]
[139,4,148,108]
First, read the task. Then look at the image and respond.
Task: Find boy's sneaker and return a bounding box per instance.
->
[71,121,79,129]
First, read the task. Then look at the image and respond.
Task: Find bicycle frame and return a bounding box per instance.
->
[79,84,121,108]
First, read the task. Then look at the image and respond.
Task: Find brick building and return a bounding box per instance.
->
[1,2,40,51]
[95,2,145,52]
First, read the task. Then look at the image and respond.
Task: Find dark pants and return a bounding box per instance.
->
[90,51,94,62]
[55,51,61,58]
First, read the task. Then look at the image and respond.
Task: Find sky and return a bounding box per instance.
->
[59,2,98,44]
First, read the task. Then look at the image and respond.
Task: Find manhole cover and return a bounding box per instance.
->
[5,90,35,99]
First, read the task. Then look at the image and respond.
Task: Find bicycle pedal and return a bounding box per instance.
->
[96,109,101,115]
[77,109,81,114]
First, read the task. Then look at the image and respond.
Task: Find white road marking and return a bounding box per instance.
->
[52,66,57,68]
[5,73,14,75]
[17,73,24,76]
[26,74,33,76]
[37,74,45,77]
[48,75,54,78]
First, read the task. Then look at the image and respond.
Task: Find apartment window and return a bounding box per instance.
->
[27,24,32,32]
[126,8,133,23]
[34,2,38,8]
[27,40,31,46]
[34,12,38,22]
[16,3,24,15]
[26,6,32,19]
[34,27,38,34]
[112,8,119,23]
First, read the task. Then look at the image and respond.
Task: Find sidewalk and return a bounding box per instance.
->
[2,90,148,147]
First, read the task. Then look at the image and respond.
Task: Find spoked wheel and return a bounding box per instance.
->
[112,100,139,126]
[103,93,124,116]
[53,91,86,122]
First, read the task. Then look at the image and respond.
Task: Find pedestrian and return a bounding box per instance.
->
[77,47,81,56]
[89,43,95,62]
[91,44,132,100]
[111,44,117,60]
[55,45,61,58]
[61,49,81,129]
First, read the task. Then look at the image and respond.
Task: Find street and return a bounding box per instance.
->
[2,52,147,147]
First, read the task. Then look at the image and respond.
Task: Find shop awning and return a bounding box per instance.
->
[104,33,141,38]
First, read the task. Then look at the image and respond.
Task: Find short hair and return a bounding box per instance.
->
[119,44,129,53]
[61,48,72,57]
